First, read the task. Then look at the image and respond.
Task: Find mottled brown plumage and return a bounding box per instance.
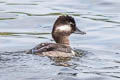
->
[26,15,86,57]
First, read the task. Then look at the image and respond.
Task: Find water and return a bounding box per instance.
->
[0,0,120,80]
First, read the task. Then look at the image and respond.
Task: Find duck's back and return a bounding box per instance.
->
[26,43,74,57]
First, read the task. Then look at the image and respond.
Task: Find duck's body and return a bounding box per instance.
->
[27,43,75,57]
[27,15,86,57]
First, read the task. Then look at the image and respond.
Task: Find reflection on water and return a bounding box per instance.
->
[0,0,120,80]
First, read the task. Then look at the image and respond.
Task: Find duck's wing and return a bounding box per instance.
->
[26,43,49,54]
[26,43,72,54]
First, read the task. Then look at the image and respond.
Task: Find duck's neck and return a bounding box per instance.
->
[53,36,70,45]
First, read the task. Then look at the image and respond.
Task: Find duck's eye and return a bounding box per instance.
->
[70,22,73,25]
[70,22,75,26]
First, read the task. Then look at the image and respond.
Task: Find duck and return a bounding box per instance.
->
[26,15,86,57]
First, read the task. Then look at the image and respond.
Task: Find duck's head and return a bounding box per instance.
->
[52,15,86,45]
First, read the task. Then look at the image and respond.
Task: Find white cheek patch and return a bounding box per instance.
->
[56,25,71,32]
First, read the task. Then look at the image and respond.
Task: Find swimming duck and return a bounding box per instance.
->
[27,15,86,57]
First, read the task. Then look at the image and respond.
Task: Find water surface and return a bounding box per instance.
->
[0,0,120,80]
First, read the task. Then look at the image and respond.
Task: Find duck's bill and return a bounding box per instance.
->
[74,27,86,35]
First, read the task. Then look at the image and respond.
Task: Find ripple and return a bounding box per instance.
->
[0,2,4,3]
[82,16,120,24]
[7,11,81,16]
[6,3,38,5]
[0,18,16,20]
[0,32,50,38]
